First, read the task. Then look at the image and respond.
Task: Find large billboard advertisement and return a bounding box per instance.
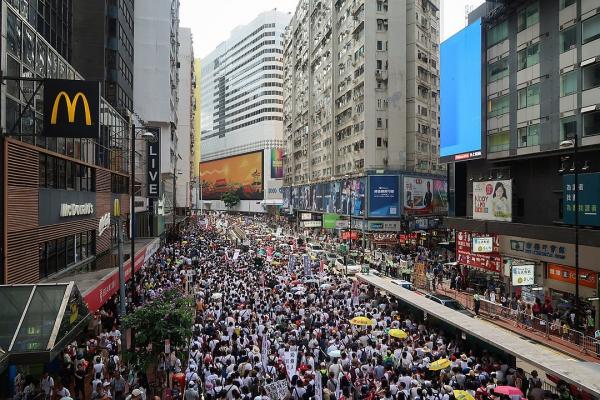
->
[200,151,264,200]
[288,178,365,215]
[473,179,512,222]
[440,19,483,162]
[403,177,448,215]
[368,176,400,217]
[271,148,284,179]
[563,173,600,226]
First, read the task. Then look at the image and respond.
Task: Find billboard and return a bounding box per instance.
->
[43,79,101,139]
[403,177,448,215]
[472,236,493,253]
[271,148,284,179]
[368,176,400,217]
[473,179,512,222]
[200,151,264,200]
[440,19,483,162]
[563,173,600,226]
[511,265,535,286]
[456,231,502,273]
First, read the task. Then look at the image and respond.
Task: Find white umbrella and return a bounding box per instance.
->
[328,349,341,358]
[211,292,223,300]
[320,283,332,289]
[294,291,306,296]
[290,286,306,292]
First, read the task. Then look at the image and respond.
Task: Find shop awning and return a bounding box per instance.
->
[0,282,90,369]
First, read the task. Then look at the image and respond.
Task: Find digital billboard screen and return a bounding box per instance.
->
[440,19,483,162]
[200,151,264,200]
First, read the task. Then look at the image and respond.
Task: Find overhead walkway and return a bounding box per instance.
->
[357,273,600,398]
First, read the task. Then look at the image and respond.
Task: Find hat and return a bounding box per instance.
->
[103,381,111,387]
[131,389,143,397]
[460,354,468,361]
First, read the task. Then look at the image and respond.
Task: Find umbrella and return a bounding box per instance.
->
[388,329,408,340]
[493,387,524,397]
[294,291,306,296]
[211,292,223,300]
[320,283,332,289]
[453,390,475,400]
[350,316,374,326]
[327,349,341,358]
[429,358,451,371]
[271,261,281,266]
[290,286,306,292]
[274,252,283,258]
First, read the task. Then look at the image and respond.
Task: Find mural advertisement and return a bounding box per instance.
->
[403,177,448,215]
[368,175,400,217]
[200,151,264,200]
[270,148,284,179]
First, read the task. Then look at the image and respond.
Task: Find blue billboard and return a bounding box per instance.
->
[440,19,483,162]
[563,173,600,226]
[368,176,400,217]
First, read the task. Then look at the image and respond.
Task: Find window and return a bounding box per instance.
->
[561,71,577,96]
[487,58,509,82]
[560,26,576,53]
[518,124,540,147]
[560,0,575,9]
[517,43,539,70]
[518,3,539,32]
[582,14,600,45]
[377,137,383,147]
[377,118,383,128]
[488,131,510,152]
[39,154,95,192]
[560,116,577,140]
[487,20,508,48]
[517,84,540,109]
[376,60,383,70]
[583,62,600,90]
[377,40,383,51]
[583,110,600,137]
[488,95,509,117]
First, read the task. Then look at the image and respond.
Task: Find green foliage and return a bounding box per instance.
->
[221,191,241,208]
[122,289,193,369]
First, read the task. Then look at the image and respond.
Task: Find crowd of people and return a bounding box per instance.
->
[12,213,580,400]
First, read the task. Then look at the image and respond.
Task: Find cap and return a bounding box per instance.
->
[132,389,143,397]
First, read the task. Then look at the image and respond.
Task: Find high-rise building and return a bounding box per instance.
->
[133,0,180,226]
[200,10,291,213]
[442,0,600,329]
[283,0,443,187]
[72,0,135,114]
[176,27,195,211]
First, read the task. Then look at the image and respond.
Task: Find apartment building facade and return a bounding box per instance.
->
[200,10,291,213]
[282,0,445,231]
[443,0,600,329]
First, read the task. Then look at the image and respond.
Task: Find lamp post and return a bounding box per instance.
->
[560,135,580,330]
[130,123,155,304]
[344,175,354,275]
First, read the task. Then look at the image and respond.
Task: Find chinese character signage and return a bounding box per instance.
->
[473,179,512,221]
[368,175,400,217]
[563,173,600,226]
[456,231,502,273]
[472,237,493,253]
[547,263,598,289]
[403,177,449,215]
[511,265,535,286]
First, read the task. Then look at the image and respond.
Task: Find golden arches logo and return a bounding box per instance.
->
[50,91,92,126]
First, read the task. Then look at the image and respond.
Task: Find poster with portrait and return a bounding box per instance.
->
[473,179,512,222]
[313,183,324,212]
[353,177,366,216]
[292,186,300,210]
[403,177,434,215]
[322,182,333,213]
[432,179,449,214]
[332,181,342,213]
[282,187,290,209]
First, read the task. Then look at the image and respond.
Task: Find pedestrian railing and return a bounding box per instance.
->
[433,283,600,358]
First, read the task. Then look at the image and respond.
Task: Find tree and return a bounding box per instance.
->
[221,190,240,209]
[122,289,193,369]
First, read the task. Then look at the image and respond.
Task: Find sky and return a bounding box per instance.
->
[180,0,486,59]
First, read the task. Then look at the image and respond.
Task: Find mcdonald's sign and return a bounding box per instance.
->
[43,79,101,138]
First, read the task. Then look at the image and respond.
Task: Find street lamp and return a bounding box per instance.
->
[130,123,155,304]
[344,174,354,275]
[560,136,580,329]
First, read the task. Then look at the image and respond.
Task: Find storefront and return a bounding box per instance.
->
[455,231,504,294]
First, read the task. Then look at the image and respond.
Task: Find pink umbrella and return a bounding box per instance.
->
[493,386,524,397]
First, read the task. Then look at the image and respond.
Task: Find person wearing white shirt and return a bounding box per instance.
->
[41,372,54,400]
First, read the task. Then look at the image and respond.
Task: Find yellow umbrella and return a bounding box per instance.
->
[271,261,281,266]
[429,358,451,371]
[388,329,408,339]
[453,390,475,400]
[350,316,374,326]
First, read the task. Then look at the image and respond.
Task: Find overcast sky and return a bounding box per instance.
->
[180,0,486,59]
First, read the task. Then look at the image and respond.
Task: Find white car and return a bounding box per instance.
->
[334,257,361,275]
[391,279,414,291]
[307,243,326,257]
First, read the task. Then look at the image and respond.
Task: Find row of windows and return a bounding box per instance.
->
[111,173,129,194]
[39,154,95,192]
[225,73,283,96]
[222,99,283,120]
[222,90,283,113]
[224,64,284,90]
[39,231,96,279]
[221,107,283,127]
[222,23,276,59]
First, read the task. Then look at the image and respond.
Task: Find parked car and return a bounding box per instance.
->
[307,242,326,257]
[391,279,414,291]
[334,257,361,275]
[424,293,474,316]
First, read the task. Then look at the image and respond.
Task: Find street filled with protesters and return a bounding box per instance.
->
[14,213,583,400]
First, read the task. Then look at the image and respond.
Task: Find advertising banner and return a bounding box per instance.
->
[472,236,494,253]
[547,263,598,289]
[323,213,340,229]
[473,179,512,221]
[284,350,298,379]
[270,148,284,179]
[292,187,300,209]
[200,151,264,200]
[403,177,449,215]
[302,220,322,228]
[300,213,313,221]
[147,128,161,198]
[313,183,324,212]
[282,187,290,209]
[563,173,600,226]
[511,265,535,286]
[368,175,400,217]
[456,231,502,273]
[322,182,333,213]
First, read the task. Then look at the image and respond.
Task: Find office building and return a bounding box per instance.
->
[442,0,600,330]
[282,0,446,234]
[133,0,180,226]
[200,10,291,213]
[72,0,135,114]
[176,27,196,211]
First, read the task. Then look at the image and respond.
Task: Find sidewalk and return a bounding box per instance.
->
[431,282,600,363]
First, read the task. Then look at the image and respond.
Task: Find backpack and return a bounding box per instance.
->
[108,355,117,372]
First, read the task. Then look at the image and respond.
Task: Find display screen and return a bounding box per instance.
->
[200,151,264,200]
[440,19,483,162]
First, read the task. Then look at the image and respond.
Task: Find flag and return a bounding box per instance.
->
[303,255,311,276]
[288,255,295,274]
[232,249,240,261]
